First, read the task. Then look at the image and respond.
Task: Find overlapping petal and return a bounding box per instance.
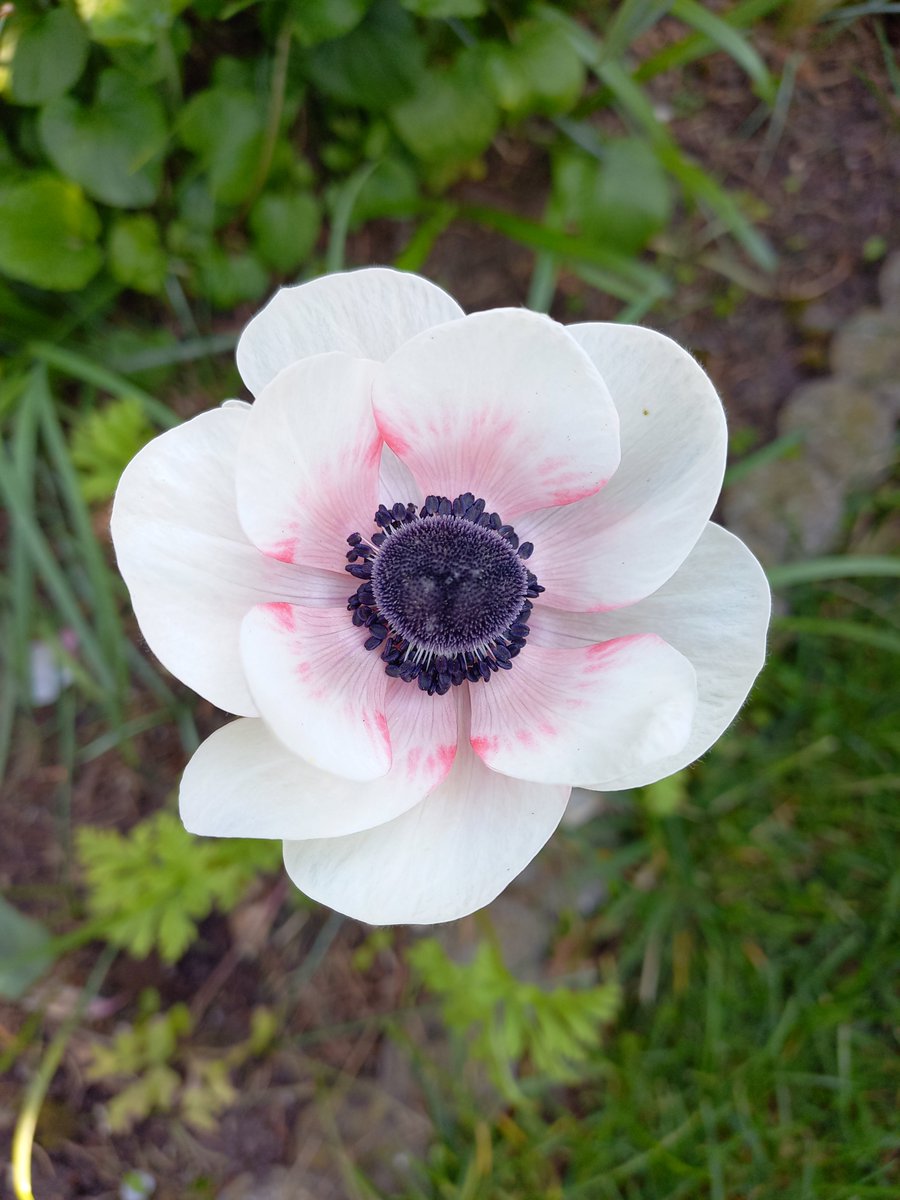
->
[111,406,348,716]
[236,267,464,396]
[240,603,390,782]
[180,697,456,841]
[235,352,381,572]
[373,309,620,518]
[516,323,727,610]
[527,523,770,789]
[283,716,570,925]
[469,636,696,788]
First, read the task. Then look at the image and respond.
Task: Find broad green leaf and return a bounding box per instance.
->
[108,215,168,294]
[305,0,425,111]
[552,139,672,253]
[195,248,269,309]
[391,51,499,169]
[290,0,372,45]
[347,156,420,226]
[7,8,89,105]
[249,192,321,273]
[178,87,266,206]
[39,69,167,208]
[75,0,187,45]
[0,894,56,999]
[401,0,486,14]
[484,19,586,117]
[0,175,103,291]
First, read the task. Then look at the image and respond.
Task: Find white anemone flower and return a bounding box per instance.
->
[111,268,770,925]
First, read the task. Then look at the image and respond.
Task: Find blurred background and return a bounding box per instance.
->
[0,1,898,1197]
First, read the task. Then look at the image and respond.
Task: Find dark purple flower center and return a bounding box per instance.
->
[345,492,543,696]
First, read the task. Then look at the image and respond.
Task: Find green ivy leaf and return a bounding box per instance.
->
[391,50,498,172]
[0,175,103,291]
[484,20,586,118]
[305,0,425,111]
[7,8,89,105]
[75,0,187,46]
[249,192,321,273]
[552,139,672,254]
[178,87,266,206]
[401,0,485,14]
[39,69,167,208]
[108,215,169,294]
[195,247,270,309]
[290,0,372,46]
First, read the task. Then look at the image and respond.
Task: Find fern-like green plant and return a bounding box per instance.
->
[409,937,620,1100]
[69,396,154,504]
[77,811,282,963]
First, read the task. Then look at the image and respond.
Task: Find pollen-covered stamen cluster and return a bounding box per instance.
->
[345,493,544,696]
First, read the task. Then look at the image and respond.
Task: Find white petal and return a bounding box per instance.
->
[282,728,570,925]
[236,267,465,396]
[235,353,381,573]
[240,603,389,782]
[180,704,456,841]
[469,637,696,788]
[111,407,348,716]
[373,309,620,518]
[377,444,423,509]
[516,323,727,610]
[527,523,771,789]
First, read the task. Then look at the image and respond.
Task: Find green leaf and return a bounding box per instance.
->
[75,0,187,45]
[391,51,499,170]
[195,248,269,310]
[0,175,103,291]
[401,0,486,14]
[249,192,321,273]
[484,19,586,117]
[7,8,89,105]
[0,895,56,999]
[305,0,425,111]
[290,0,372,46]
[178,86,266,206]
[552,139,672,253]
[108,215,168,294]
[39,69,167,209]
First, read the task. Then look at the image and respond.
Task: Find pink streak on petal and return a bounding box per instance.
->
[471,734,499,757]
[376,416,412,458]
[266,602,295,633]
[266,538,299,564]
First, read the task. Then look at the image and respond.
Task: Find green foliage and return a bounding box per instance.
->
[85,991,277,1131]
[4,8,89,106]
[39,70,168,208]
[409,937,621,1098]
[0,0,783,319]
[76,812,282,962]
[69,396,156,503]
[108,215,169,294]
[0,176,103,291]
[249,192,322,273]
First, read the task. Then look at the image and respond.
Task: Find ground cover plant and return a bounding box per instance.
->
[0,0,898,1197]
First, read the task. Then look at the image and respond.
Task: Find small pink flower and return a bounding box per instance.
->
[112,269,770,925]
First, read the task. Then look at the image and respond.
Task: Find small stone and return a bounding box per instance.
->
[778,378,896,491]
[723,456,845,565]
[830,308,900,384]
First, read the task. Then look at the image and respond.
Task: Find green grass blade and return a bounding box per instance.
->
[672,0,776,102]
[773,616,900,655]
[461,203,671,302]
[28,343,179,429]
[326,162,379,275]
[34,367,127,706]
[633,0,788,84]
[724,431,802,485]
[768,556,900,587]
